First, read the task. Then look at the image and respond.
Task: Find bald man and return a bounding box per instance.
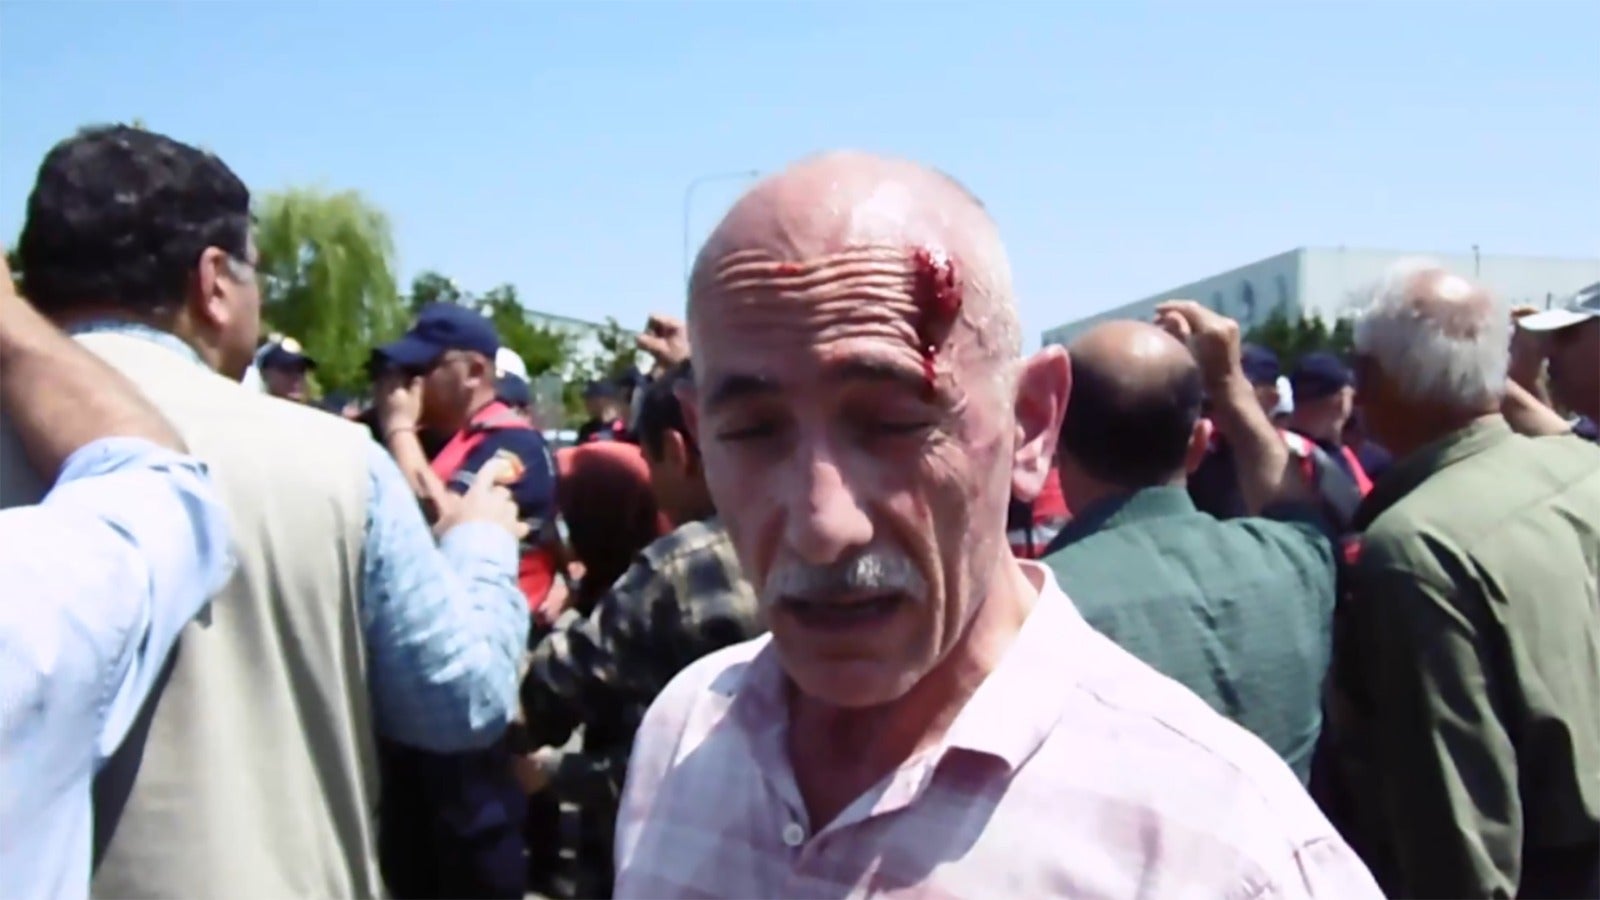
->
[1043,317,1337,785]
[614,152,1379,898]
[1332,260,1600,898]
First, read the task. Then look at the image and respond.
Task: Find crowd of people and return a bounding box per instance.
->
[1,123,1597,900]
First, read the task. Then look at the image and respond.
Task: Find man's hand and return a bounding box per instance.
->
[433,458,529,540]
[373,370,425,436]
[512,746,559,795]
[1156,300,1296,514]
[1154,300,1243,383]
[635,313,690,373]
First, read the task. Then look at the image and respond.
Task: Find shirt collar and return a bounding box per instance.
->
[729,560,1084,775]
[68,319,208,369]
[1046,484,1195,554]
[1355,416,1512,530]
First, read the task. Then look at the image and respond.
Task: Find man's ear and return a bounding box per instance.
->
[192,246,233,329]
[1011,346,1070,502]
[664,428,691,472]
[1184,417,1214,474]
[674,380,701,448]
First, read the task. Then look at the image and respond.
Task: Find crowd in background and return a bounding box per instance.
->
[2,123,1597,900]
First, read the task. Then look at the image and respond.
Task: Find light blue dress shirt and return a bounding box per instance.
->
[0,438,235,900]
[69,322,530,752]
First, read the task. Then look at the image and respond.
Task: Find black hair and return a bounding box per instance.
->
[634,361,695,461]
[17,124,251,316]
[1058,353,1204,488]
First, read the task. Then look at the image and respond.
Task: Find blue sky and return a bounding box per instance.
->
[2,1,1596,345]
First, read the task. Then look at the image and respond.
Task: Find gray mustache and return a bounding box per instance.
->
[764,550,927,603]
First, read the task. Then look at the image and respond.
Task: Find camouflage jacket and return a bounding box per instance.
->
[518,516,762,808]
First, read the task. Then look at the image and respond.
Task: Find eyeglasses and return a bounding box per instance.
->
[225,252,258,285]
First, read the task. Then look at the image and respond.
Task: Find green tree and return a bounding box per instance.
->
[1244,309,1355,370]
[480,283,572,377]
[5,246,20,295]
[255,187,405,392]
[560,317,642,424]
[408,270,464,312]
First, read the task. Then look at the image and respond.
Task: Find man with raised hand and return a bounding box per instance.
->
[0,248,234,899]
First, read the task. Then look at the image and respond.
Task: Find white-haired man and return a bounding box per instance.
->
[1332,260,1600,898]
[613,152,1380,898]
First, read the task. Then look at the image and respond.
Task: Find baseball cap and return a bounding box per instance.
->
[374,303,500,370]
[1290,352,1354,402]
[1240,344,1281,386]
[1274,375,1295,417]
[1518,282,1600,332]
[583,380,621,400]
[258,336,316,372]
[496,374,532,408]
[495,347,530,382]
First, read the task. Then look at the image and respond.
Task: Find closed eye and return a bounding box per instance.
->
[867,420,933,436]
[716,421,781,442]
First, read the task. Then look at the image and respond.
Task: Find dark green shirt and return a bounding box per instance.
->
[1043,486,1337,782]
[1333,417,1600,899]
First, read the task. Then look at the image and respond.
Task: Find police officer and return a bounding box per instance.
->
[369,303,558,900]
[576,379,631,444]
[256,336,317,403]
[1287,352,1373,494]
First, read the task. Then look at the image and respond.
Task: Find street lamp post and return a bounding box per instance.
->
[683,169,760,285]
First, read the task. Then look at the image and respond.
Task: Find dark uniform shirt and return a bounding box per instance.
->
[1043,486,1337,783]
[576,417,630,445]
[1332,419,1600,898]
[378,404,558,900]
[1190,434,1364,533]
[518,518,761,897]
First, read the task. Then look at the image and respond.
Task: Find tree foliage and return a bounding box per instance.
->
[479,283,573,377]
[408,270,464,311]
[1244,309,1354,370]
[255,187,405,392]
[559,316,643,422]
[5,247,20,294]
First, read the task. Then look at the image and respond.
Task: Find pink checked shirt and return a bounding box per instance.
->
[615,562,1381,899]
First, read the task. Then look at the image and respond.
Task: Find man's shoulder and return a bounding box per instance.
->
[641,518,736,568]
[1047,626,1346,851]
[462,426,553,477]
[638,635,770,731]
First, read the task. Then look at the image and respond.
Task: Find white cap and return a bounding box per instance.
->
[1274,375,1295,416]
[495,347,529,381]
[1519,282,1600,332]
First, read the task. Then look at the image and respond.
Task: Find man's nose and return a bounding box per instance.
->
[783,446,874,566]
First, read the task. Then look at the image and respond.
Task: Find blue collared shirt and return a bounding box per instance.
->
[66,323,530,751]
[0,438,235,900]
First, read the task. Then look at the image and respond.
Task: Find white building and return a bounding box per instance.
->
[1041,247,1600,347]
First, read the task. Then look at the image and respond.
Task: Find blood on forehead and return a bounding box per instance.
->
[911,247,963,392]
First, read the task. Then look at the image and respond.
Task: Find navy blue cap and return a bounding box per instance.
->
[259,337,316,372]
[496,374,532,408]
[375,303,500,370]
[583,379,621,400]
[1240,344,1280,385]
[1290,351,1354,401]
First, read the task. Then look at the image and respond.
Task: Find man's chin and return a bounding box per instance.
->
[780,652,922,710]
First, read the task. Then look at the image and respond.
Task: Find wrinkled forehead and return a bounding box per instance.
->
[688,241,973,394]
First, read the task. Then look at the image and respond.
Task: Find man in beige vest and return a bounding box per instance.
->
[0,250,234,899]
[1,125,533,898]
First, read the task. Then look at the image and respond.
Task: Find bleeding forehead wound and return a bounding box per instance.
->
[911,247,962,353]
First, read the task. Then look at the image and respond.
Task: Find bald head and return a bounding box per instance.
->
[1354,258,1508,412]
[688,151,1021,370]
[1058,320,1205,489]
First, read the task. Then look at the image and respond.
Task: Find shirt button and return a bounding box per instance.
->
[782,822,806,847]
